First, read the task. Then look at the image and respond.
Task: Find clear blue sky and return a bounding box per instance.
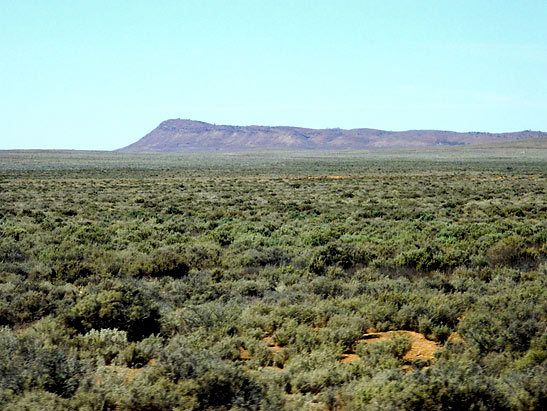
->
[1,1,546,150]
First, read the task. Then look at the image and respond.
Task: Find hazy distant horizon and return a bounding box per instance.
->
[2,118,547,151]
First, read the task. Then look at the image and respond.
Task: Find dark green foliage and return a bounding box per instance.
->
[0,327,84,398]
[458,285,545,354]
[65,282,161,341]
[308,242,373,274]
[158,337,263,409]
[124,247,190,279]
[120,334,164,368]
[352,361,510,410]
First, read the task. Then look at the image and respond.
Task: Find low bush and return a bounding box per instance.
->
[65,282,161,341]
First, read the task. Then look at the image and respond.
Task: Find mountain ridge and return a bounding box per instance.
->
[119,119,547,152]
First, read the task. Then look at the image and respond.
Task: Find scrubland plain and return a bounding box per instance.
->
[0,141,545,409]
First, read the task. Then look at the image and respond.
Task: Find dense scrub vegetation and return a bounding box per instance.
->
[0,149,545,409]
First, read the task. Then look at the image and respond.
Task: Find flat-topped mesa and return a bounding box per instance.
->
[118,119,547,152]
[158,119,212,131]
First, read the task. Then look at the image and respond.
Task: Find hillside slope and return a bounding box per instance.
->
[119,119,547,152]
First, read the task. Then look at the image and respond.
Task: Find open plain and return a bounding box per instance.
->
[0,141,546,409]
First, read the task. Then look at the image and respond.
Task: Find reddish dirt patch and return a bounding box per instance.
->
[260,335,286,371]
[307,175,350,180]
[340,330,440,368]
[363,330,439,363]
[261,335,285,353]
[340,352,360,364]
[238,346,252,360]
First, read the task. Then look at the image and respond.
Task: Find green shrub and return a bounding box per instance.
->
[123,248,189,279]
[0,327,84,399]
[65,282,161,341]
[78,328,127,364]
[158,336,263,409]
[308,242,373,274]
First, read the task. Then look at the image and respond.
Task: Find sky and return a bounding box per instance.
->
[0,1,546,150]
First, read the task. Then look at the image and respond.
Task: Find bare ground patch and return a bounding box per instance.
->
[341,330,440,367]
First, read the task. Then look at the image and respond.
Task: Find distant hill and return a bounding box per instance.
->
[118,119,547,152]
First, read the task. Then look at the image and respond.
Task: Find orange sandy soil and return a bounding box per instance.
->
[340,330,440,365]
[261,335,285,353]
[238,345,252,360]
[261,335,285,370]
[257,329,445,369]
[308,175,350,179]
